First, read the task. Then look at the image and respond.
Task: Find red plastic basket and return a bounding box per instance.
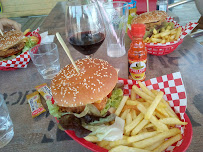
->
[53,76,192,152]
[65,113,192,152]
[146,39,183,56]
[127,29,183,56]
[0,31,41,71]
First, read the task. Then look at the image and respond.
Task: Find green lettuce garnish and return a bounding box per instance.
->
[22,37,37,53]
[101,88,123,115]
[89,113,116,125]
[46,100,62,118]
[84,116,125,141]
[46,100,105,119]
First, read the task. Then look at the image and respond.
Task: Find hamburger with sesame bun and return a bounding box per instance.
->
[47,58,124,138]
[129,10,174,39]
[0,30,39,61]
[0,30,25,58]
[131,10,168,31]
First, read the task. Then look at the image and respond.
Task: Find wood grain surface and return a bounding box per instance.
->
[0,2,202,152]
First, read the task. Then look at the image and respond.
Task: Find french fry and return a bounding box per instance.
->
[137,98,145,102]
[128,131,158,143]
[161,39,166,43]
[151,38,162,43]
[131,110,137,120]
[126,113,132,125]
[131,119,149,135]
[125,113,144,133]
[121,105,138,113]
[132,128,181,149]
[153,28,158,34]
[145,91,164,120]
[126,100,140,106]
[115,96,128,116]
[137,104,169,132]
[138,81,154,97]
[132,85,154,101]
[23,28,31,35]
[175,27,182,40]
[97,140,109,148]
[155,111,166,119]
[144,123,154,129]
[153,134,182,152]
[137,82,166,109]
[160,31,170,37]
[155,107,169,118]
[109,145,150,152]
[131,88,137,100]
[120,109,130,120]
[109,139,130,148]
[84,135,99,142]
[142,102,150,108]
[145,140,165,151]
[153,33,162,38]
[151,89,178,118]
[105,145,113,150]
[159,118,188,125]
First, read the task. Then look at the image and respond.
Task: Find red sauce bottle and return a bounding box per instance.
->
[128,24,147,81]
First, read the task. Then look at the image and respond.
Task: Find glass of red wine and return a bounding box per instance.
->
[65,0,106,58]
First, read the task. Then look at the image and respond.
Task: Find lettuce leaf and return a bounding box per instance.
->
[59,114,92,138]
[46,100,105,119]
[46,100,62,119]
[22,37,37,53]
[88,113,116,125]
[84,116,125,141]
[101,88,123,115]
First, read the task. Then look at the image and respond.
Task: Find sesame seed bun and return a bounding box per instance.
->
[0,30,24,51]
[132,10,167,24]
[51,58,118,108]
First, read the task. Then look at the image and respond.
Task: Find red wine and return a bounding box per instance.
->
[68,31,105,55]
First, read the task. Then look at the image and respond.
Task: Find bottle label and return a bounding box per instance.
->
[129,60,146,81]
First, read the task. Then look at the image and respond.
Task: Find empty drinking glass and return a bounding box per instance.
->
[99,1,129,57]
[29,43,60,79]
[0,93,14,148]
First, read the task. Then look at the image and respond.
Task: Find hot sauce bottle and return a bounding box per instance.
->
[128,24,147,81]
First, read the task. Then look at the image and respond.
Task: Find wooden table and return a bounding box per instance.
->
[0,2,202,152]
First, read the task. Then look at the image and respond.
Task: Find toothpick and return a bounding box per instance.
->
[56,32,80,73]
[146,0,149,12]
[0,29,3,36]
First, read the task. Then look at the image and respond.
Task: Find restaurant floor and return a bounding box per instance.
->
[9,0,203,44]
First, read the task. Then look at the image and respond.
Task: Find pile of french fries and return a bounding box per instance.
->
[85,81,187,152]
[144,26,182,44]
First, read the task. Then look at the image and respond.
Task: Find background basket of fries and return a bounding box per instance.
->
[64,72,192,152]
[128,16,198,56]
[0,28,41,71]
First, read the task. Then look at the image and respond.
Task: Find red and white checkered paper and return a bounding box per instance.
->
[147,16,198,46]
[0,28,40,70]
[118,72,187,151]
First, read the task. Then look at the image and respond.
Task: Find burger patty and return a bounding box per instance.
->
[0,42,25,57]
[58,97,108,113]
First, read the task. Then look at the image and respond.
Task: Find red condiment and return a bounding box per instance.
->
[128,24,147,81]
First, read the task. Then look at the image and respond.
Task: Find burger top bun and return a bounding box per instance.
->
[0,31,24,50]
[131,10,168,24]
[51,58,118,107]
